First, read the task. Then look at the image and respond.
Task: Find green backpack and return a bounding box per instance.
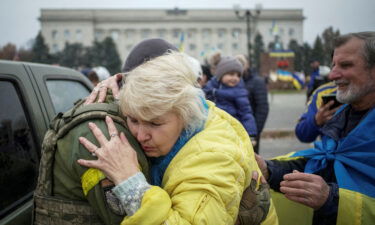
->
[33,99,149,225]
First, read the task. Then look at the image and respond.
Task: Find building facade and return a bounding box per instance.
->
[39,8,304,63]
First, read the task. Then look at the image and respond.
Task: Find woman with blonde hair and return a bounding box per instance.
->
[78,51,277,224]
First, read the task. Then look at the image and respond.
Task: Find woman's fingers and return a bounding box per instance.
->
[79,137,98,154]
[77,158,100,169]
[120,132,138,162]
[78,130,140,185]
[84,75,122,104]
[96,75,123,103]
[88,122,109,146]
[84,87,99,105]
[105,116,120,139]
[97,86,108,103]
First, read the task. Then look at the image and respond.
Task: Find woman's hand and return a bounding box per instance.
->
[78,116,140,185]
[84,74,123,104]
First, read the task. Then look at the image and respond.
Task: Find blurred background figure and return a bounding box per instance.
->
[199,65,213,88]
[87,70,100,86]
[79,64,92,78]
[186,55,203,85]
[309,65,331,98]
[92,66,111,81]
[306,59,320,100]
[236,54,269,153]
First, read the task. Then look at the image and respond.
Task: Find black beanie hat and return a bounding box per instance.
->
[215,56,243,81]
[122,38,178,72]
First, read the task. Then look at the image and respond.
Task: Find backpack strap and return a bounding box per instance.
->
[63,102,119,122]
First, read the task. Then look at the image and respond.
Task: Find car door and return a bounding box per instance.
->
[0,61,45,225]
[0,61,93,225]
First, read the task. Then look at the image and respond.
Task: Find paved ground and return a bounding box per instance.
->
[259,91,313,159]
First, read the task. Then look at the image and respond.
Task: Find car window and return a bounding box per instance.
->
[0,81,39,217]
[46,80,90,113]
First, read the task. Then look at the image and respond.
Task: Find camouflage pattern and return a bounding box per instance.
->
[33,95,149,225]
[235,178,271,225]
[34,195,102,225]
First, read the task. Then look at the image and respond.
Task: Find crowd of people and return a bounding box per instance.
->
[33,31,375,225]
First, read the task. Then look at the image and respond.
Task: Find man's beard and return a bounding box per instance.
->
[336,77,375,104]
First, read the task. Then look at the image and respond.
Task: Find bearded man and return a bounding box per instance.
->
[257,31,375,225]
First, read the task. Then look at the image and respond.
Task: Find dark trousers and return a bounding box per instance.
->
[253,135,261,154]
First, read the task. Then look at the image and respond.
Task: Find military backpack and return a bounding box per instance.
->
[33,99,149,225]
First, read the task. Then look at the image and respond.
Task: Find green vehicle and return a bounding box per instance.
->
[0,60,93,225]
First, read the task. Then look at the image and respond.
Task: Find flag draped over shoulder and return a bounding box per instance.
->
[292,106,375,224]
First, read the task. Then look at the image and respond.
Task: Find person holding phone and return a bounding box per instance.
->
[295,81,340,143]
[257,31,375,225]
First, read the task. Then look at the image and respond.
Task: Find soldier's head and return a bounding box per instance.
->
[122,38,178,73]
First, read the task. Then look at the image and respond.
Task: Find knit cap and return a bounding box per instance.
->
[215,56,243,81]
[122,38,178,72]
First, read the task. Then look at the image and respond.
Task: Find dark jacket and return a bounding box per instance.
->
[243,69,269,133]
[203,78,257,136]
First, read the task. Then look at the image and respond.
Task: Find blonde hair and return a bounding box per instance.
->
[119,51,207,135]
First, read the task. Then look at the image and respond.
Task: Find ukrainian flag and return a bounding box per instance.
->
[271,106,375,225]
[292,106,375,225]
[271,20,279,36]
[275,69,304,90]
[178,31,185,52]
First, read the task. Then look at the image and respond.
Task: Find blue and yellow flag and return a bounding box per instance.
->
[292,106,375,225]
[271,20,279,36]
[178,31,185,52]
[275,69,304,90]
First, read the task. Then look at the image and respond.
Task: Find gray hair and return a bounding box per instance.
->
[119,51,207,135]
[334,32,375,69]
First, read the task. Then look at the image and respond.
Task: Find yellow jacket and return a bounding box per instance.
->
[121,101,278,225]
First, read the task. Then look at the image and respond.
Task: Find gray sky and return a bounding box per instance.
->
[1,0,374,49]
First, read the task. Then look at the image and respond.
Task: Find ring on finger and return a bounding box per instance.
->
[110,133,118,138]
[92,147,99,157]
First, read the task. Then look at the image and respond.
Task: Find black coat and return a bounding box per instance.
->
[243,69,269,133]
